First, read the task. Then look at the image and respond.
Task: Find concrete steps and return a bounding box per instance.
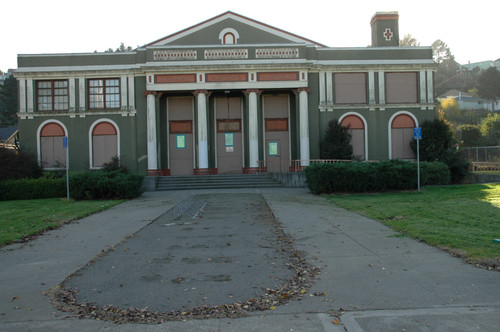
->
[156,173,284,191]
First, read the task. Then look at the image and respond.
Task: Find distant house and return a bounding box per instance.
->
[438,89,500,111]
[0,126,18,149]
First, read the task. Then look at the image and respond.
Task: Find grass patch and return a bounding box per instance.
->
[0,198,123,246]
[325,184,500,268]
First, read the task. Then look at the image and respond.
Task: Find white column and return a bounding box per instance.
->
[326,72,333,105]
[246,89,260,168]
[195,90,209,169]
[298,88,310,166]
[427,70,434,103]
[78,77,85,111]
[368,71,376,106]
[319,71,325,110]
[26,79,33,113]
[69,78,76,112]
[146,91,158,171]
[121,76,128,110]
[19,79,26,113]
[420,70,427,104]
[378,71,386,105]
[128,75,135,110]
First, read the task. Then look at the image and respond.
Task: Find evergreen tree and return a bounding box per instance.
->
[0,75,18,126]
[320,120,353,160]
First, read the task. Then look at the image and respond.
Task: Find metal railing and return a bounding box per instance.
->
[257,159,355,173]
[461,146,500,162]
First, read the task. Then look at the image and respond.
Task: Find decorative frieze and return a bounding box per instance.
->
[257,72,299,81]
[153,50,197,61]
[155,74,197,84]
[205,72,248,82]
[256,48,299,58]
[204,49,248,59]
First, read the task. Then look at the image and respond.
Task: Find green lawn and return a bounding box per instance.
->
[325,184,500,267]
[0,198,123,246]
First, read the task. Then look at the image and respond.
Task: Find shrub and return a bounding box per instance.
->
[0,178,66,201]
[70,170,143,200]
[0,148,43,180]
[320,120,354,160]
[305,160,450,194]
[457,124,482,147]
[411,119,469,183]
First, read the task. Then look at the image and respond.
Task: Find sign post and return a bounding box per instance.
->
[63,136,69,201]
[414,128,422,192]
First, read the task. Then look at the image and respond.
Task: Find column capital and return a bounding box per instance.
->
[193,89,209,96]
[144,90,158,96]
[243,88,262,96]
[297,87,311,93]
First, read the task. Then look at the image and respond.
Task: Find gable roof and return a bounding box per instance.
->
[143,11,326,48]
[0,126,18,142]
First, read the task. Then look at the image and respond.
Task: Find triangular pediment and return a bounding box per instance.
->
[144,11,325,47]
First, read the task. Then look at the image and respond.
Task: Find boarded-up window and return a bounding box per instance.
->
[391,114,416,159]
[92,122,118,167]
[170,121,192,134]
[386,73,418,104]
[334,73,367,104]
[340,115,365,160]
[40,123,65,168]
[265,118,288,132]
[217,119,241,132]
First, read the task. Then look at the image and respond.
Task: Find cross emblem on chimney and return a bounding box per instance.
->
[383,28,393,41]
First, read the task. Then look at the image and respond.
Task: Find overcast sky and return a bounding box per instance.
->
[2,0,498,71]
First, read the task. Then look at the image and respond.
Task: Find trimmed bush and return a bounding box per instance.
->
[305,160,450,194]
[69,170,144,200]
[0,178,66,201]
[0,148,43,181]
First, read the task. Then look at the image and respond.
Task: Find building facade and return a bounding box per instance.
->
[15,11,436,175]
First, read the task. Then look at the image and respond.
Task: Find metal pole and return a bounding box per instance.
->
[417,138,420,192]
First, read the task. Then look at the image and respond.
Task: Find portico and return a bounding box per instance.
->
[144,73,310,175]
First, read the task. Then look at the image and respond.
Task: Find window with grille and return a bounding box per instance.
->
[88,78,120,109]
[36,80,69,111]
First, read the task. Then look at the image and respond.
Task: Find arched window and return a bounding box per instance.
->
[391,113,416,159]
[40,122,66,168]
[90,120,118,168]
[340,114,367,160]
[219,28,239,44]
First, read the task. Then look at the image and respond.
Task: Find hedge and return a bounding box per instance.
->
[69,170,144,200]
[0,178,66,201]
[305,160,450,194]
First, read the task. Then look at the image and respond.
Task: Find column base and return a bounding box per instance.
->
[193,168,218,175]
[243,167,260,174]
[146,169,170,176]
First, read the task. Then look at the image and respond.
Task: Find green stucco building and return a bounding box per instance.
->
[14,11,436,176]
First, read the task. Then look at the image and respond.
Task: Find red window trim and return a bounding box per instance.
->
[87,78,121,110]
[36,80,69,112]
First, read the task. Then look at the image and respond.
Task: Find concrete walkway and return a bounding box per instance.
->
[1,188,499,331]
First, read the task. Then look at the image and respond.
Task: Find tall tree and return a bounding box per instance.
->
[399,34,420,47]
[476,67,500,111]
[0,75,18,126]
[432,39,453,64]
[105,42,133,53]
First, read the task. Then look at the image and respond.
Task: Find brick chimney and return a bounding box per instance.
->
[371,11,399,47]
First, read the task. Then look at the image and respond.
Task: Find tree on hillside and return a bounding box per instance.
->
[476,67,500,111]
[432,40,453,64]
[105,42,133,53]
[399,34,420,47]
[432,40,462,96]
[480,113,500,145]
[0,75,18,126]
[440,97,461,124]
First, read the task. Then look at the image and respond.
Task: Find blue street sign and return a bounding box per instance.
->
[414,127,422,140]
[63,136,68,148]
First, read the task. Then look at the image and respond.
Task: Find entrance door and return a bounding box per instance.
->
[264,95,290,172]
[216,96,243,174]
[168,97,194,175]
